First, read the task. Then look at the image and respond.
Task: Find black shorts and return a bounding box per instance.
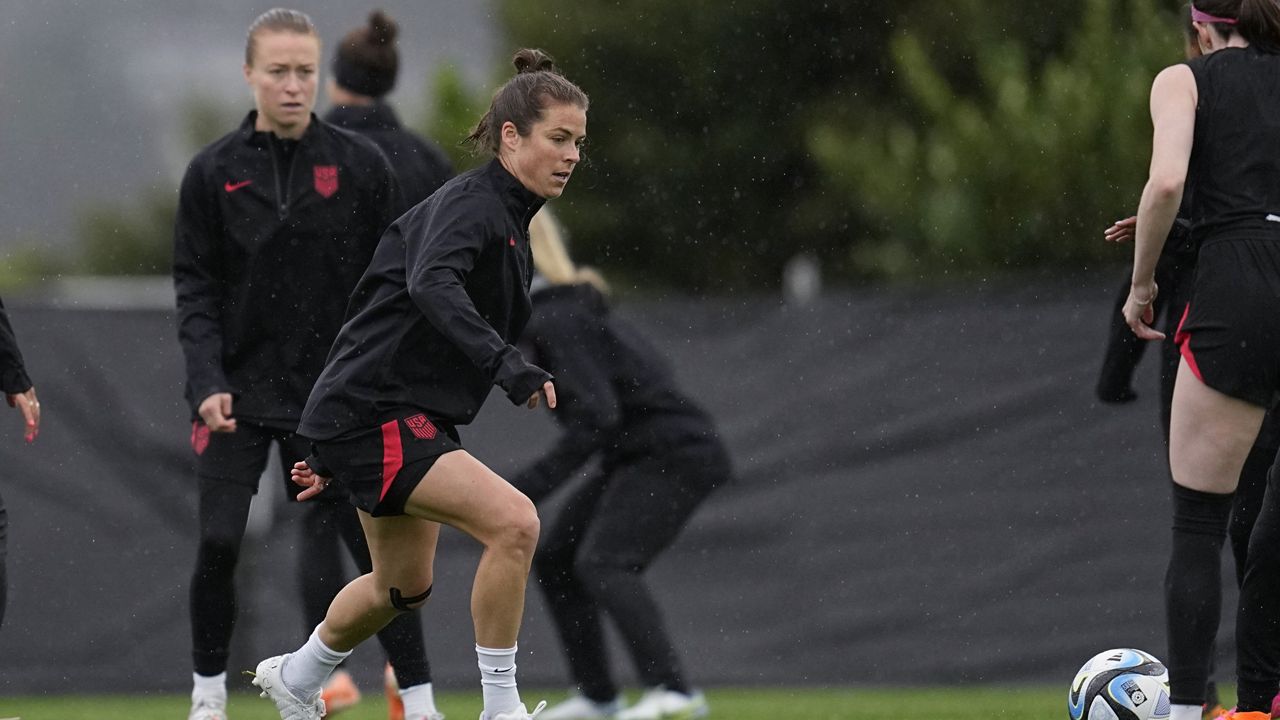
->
[191,420,321,501]
[310,413,461,517]
[1175,236,1280,408]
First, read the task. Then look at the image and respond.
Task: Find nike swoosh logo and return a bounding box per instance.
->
[493,666,513,673]
[224,180,253,192]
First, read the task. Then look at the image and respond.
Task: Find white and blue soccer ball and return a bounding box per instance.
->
[1068,648,1171,720]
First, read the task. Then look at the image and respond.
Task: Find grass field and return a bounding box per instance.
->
[0,685,1102,720]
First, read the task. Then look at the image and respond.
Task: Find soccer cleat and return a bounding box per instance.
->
[321,669,362,715]
[1212,711,1270,720]
[537,694,624,720]
[614,688,707,720]
[188,697,228,720]
[480,701,548,720]
[250,654,328,720]
[385,663,405,720]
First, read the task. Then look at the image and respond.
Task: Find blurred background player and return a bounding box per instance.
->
[512,209,730,720]
[325,9,453,207]
[172,9,433,720]
[0,295,40,632]
[1097,6,1279,717]
[316,9,456,719]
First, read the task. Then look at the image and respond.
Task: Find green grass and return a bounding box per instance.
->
[0,685,1090,720]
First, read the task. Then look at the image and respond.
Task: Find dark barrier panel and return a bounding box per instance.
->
[0,282,1223,694]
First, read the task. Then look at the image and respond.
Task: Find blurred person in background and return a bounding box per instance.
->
[0,296,40,632]
[315,9,456,719]
[1121,2,1280,718]
[512,209,730,720]
[325,9,453,207]
[254,48,586,720]
[172,9,433,720]
[1098,6,1279,717]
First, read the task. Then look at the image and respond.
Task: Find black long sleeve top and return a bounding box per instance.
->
[172,111,403,425]
[0,298,32,394]
[298,159,550,440]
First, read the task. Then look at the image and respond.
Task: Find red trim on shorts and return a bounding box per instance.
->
[380,419,403,502]
[1173,302,1205,383]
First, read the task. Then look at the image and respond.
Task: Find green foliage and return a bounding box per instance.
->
[498,0,878,292]
[73,188,176,275]
[808,0,1182,281]
[419,63,488,174]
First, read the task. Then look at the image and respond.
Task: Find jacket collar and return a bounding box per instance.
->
[324,103,401,133]
[485,158,545,221]
[237,110,321,147]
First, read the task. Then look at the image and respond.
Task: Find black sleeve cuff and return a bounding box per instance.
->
[0,367,32,395]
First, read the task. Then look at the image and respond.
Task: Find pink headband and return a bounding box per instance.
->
[1192,5,1238,24]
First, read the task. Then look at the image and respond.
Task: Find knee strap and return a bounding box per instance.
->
[389,584,432,611]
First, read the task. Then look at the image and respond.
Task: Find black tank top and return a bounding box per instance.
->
[1187,46,1280,244]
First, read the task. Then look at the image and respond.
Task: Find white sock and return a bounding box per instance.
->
[477,643,521,716]
[402,682,440,717]
[282,626,352,701]
[192,671,226,703]
[1170,705,1203,720]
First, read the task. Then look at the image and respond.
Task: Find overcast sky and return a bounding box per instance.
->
[0,0,498,253]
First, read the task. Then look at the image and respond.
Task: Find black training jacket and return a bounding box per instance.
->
[0,297,31,394]
[298,159,550,440]
[324,103,453,207]
[173,111,403,425]
[512,282,722,504]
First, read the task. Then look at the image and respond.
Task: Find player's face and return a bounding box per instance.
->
[502,102,587,199]
[244,30,319,138]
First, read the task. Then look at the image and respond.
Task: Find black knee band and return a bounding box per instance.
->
[389,584,432,611]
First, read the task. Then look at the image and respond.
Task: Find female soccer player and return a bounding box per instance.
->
[1101,7,1279,717]
[514,209,730,720]
[171,9,430,720]
[251,49,588,720]
[1123,3,1280,719]
[324,9,453,206]
[0,295,39,631]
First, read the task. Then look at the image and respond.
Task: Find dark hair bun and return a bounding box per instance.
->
[368,10,397,46]
[512,48,556,75]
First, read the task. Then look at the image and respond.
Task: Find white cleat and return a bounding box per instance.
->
[188,696,228,720]
[250,654,327,720]
[480,701,548,720]
[614,688,707,720]
[538,694,624,720]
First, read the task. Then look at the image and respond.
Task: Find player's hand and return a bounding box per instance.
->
[1104,216,1138,244]
[198,392,237,432]
[291,460,333,502]
[527,381,557,410]
[1123,280,1165,341]
[6,386,40,443]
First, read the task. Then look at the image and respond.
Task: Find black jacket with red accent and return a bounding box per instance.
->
[297,159,551,440]
[173,111,403,425]
[511,282,723,504]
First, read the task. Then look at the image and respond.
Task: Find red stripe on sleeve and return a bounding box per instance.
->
[380,420,403,502]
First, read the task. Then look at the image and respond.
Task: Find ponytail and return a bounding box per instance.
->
[464,48,589,156]
[1239,0,1280,50]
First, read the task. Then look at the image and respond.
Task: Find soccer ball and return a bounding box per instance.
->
[1068,648,1171,720]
